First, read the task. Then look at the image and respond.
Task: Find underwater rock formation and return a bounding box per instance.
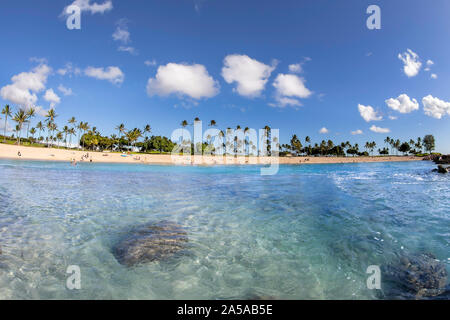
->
[112,221,188,267]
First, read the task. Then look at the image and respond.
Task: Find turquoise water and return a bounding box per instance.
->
[0,159,448,299]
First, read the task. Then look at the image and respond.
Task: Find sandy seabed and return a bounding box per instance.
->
[0,143,422,166]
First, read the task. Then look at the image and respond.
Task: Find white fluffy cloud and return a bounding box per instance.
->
[0,64,51,107]
[385,94,419,114]
[288,63,302,73]
[370,125,390,133]
[319,127,329,134]
[273,74,312,99]
[271,74,312,107]
[43,89,61,107]
[398,49,421,77]
[84,66,124,85]
[222,54,275,97]
[358,104,382,122]
[422,95,450,119]
[57,84,73,96]
[147,63,219,99]
[63,0,113,15]
[431,73,437,79]
[351,129,363,135]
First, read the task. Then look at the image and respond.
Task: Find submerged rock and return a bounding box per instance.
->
[436,165,449,174]
[112,221,188,267]
[383,253,448,299]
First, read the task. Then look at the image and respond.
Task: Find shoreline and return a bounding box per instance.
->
[0,143,423,165]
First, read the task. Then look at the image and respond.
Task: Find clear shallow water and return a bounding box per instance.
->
[0,159,448,299]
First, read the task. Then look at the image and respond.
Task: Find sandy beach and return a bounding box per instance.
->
[0,143,423,165]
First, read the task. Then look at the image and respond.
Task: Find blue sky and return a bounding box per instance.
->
[1,0,449,152]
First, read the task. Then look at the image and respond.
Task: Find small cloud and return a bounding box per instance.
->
[144,59,157,67]
[147,62,219,100]
[62,0,113,16]
[84,66,125,85]
[288,63,302,73]
[426,60,434,66]
[366,52,373,57]
[398,49,421,77]
[271,73,312,107]
[351,129,363,135]
[385,94,419,114]
[57,63,81,77]
[370,125,390,133]
[118,46,138,55]
[113,19,131,44]
[222,54,275,98]
[269,96,302,108]
[431,73,437,79]
[358,104,382,122]
[319,127,329,134]
[389,115,398,120]
[29,57,48,64]
[58,84,73,96]
[43,88,61,107]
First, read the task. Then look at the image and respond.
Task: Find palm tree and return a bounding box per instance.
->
[45,108,57,124]
[110,134,118,151]
[25,107,35,140]
[80,122,90,149]
[126,128,142,151]
[77,122,84,149]
[63,126,69,148]
[116,123,126,152]
[49,122,58,147]
[45,109,57,147]
[12,109,27,145]
[36,121,44,144]
[68,127,75,148]
[384,137,391,155]
[68,117,76,127]
[56,131,63,148]
[263,125,271,156]
[180,120,188,146]
[29,127,36,143]
[2,105,12,142]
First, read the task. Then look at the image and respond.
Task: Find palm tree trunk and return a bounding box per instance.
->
[26,122,30,141]
[3,116,7,143]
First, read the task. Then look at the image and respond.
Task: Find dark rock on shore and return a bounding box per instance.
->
[112,221,188,267]
[433,155,450,165]
[383,253,448,299]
